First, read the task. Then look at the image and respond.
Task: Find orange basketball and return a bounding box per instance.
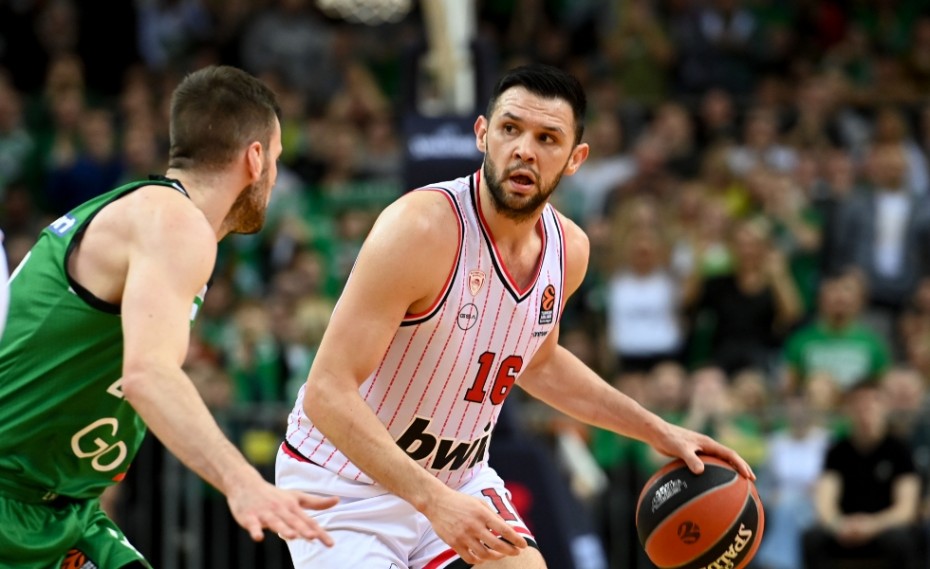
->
[635,456,764,569]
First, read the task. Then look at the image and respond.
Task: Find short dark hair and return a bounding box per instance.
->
[486,63,587,145]
[168,65,281,171]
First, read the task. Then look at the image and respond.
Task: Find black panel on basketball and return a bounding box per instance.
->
[634,457,765,569]
[635,462,737,543]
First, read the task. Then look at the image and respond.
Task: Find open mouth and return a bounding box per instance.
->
[508,171,536,190]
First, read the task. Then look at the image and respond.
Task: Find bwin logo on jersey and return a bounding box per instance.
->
[396,417,490,471]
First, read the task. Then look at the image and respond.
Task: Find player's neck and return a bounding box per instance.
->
[164,168,240,239]
[476,181,544,250]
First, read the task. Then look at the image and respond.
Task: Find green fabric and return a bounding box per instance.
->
[772,207,823,316]
[0,493,150,568]
[784,320,891,390]
[0,180,205,501]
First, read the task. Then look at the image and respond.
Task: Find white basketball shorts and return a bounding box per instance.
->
[275,442,537,568]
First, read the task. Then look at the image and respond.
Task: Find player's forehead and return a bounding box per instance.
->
[490,86,575,130]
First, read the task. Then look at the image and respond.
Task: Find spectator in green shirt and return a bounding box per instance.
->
[783,269,891,395]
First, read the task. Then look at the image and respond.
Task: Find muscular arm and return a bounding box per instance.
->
[302,191,525,564]
[118,190,335,542]
[518,215,754,479]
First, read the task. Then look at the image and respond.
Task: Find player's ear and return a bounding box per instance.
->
[563,142,590,176]
[474,116,488,153]
[245,141,263,182]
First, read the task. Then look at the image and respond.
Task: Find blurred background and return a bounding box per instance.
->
[2,0,930,567]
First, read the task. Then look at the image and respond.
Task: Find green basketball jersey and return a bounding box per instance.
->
[0,179,207,501]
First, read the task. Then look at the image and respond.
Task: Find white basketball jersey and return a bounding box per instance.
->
[285,171,567,487]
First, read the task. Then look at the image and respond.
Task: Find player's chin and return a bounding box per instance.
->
[233,216,266,235]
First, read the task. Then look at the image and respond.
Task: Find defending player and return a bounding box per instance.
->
[0,65,336,568]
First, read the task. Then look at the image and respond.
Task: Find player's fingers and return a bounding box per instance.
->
[296,493,339,511]
[466,539,505,564]
[458,549,478,565]
[489,520,527,551]
[274,509,335,547]
[734,456,755,481]
[482,534,521,557]
[453,544,481,565]
[681,450,706,475]
[243,517,265,542]
[310,523,335,547]
[703,440,756,480]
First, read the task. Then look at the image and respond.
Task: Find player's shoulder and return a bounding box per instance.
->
[112,184,214,247]
[374,188,462,242]
[350,188,464,284]
[548,207,590,294]
[550,207,589,256]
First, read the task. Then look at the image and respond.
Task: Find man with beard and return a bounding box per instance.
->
[0,65,336,569]
[276,63,754,568]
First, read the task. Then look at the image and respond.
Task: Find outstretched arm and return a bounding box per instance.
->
[518,214,755,480]
[119,191,336,543]
[519,335,754,479]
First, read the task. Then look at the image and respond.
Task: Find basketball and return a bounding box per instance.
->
[635,456,764,569]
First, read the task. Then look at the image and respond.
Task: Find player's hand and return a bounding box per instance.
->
[652,421,756,481]
[226,479,338,544]
[421,487,527,565]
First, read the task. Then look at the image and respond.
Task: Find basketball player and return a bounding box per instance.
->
[277,64,755,568]
[0,65,336,569]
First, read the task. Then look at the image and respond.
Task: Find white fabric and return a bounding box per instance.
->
[276,447,533,569]
[605,270,682,355]
[873,192,909,277]
[0,230,9,342]
[764,427,830,497]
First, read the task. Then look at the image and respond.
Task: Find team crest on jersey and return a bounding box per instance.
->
[538,284,556,325]
[468,269,486,296]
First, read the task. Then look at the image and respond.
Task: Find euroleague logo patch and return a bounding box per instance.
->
[538,284,556,325]
[62,548,98,569]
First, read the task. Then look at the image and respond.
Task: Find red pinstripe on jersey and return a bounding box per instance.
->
[285,172,567,485]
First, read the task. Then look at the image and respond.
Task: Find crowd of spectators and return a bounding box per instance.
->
[3,0,930,567]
